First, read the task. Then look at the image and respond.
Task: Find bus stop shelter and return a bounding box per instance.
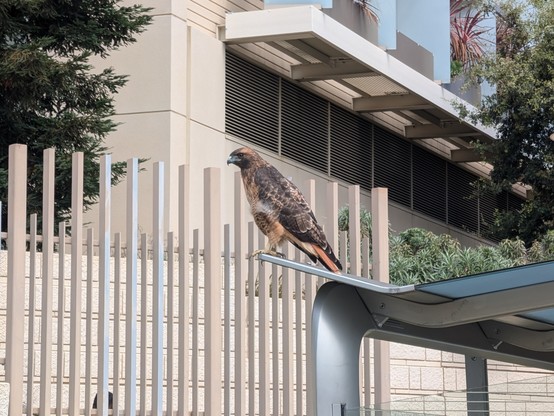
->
[259,255,554,416]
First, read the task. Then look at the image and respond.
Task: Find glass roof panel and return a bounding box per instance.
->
[415,261,554,299]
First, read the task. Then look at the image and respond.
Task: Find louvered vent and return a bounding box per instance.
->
[479,188,508,241]
[447,164,478,233]
[281,80,329,174]
[373,125,411,207]
[330,105,372,190]
[508,192,524,212]
[412,145,447,222]
[225,52,279,152]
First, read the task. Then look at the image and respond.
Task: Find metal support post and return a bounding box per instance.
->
[465,355,489,416]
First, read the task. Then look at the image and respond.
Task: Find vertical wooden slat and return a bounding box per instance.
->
[247,223,256,415]
[113,233,122,415]
[349,185,362,407]
[56,221,66,416]
[178,164,190,416]
[372,187,391,408]
[362,340,371,407]
[258,230,270,416]
[223,225,231,416]
[69,152,84,416]
[326,182,339,253]
[191,229,200,416]
[126,158,139,416]
[294,249,303,416]
[233,171,247,416]
[152,162,164,416]
[40,148,55,416]
[271,261,280,416]
[304,180,316,416]
[140,233,148,416]
[349,185,361,276]
[339,231,348,274]
[362,237,371,408]
[98,154,111,415]
[362,238,371,279]
[325,181,339,282]
[6,144,26,416]
[85,228,94,416]
[281,243,294,416]
[372,188,389,280]
[167,232,175,415]
[27,214,37,416]
[204,167,222,416]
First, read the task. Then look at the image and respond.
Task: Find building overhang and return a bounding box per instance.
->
[223,5,496,166]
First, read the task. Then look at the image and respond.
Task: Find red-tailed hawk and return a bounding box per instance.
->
[227,147,342,274]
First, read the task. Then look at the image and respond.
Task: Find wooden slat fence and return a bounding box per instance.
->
[0,144,378,415]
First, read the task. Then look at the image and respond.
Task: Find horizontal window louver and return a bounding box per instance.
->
[373,125,411,207]
[479,188,508,241]
[508,192,524,212]
[447,164,478,233]
[330,105,372,190]
[412,145,447,222]
[281,80,329,174]
[225,52,279,152]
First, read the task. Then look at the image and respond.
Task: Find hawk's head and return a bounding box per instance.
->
[227,147,261,169]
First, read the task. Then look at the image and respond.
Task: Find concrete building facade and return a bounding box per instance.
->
[86,0,524,248]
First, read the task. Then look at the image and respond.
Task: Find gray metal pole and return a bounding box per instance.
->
[465,355,489,416]
[313,282,374,416]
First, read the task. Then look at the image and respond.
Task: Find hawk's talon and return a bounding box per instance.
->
[249,249,287,260]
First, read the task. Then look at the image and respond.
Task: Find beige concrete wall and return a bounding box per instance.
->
[85,2,189,237]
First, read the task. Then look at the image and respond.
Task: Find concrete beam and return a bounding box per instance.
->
[405,123,477,139]
[450,148,484,162]
[291,61,374,81]
[353,95,433,112]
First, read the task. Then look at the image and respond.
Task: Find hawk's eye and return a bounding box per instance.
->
[236,153,243,158]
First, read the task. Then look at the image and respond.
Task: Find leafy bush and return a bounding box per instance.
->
[338,206,554,285]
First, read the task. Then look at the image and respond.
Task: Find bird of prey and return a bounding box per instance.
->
[227,147,342,273]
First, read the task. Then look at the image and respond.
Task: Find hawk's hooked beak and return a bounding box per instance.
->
[227,155,239,166]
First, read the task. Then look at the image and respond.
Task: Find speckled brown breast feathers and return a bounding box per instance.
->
[227,147,342,273]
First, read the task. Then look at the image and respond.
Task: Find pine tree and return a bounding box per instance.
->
[0,0,152,231]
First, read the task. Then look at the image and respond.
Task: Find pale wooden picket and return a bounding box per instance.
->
[125,158,139,416]
[178,164,191,416]
[26,214,37,416]
[56,221,66,416]
[69,152,84,416]
[40,148,55,416]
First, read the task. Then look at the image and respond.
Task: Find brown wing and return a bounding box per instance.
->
[254,166,342,272]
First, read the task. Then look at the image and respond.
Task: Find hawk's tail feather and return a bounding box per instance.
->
[313,244,342,274]
[290,241,318,265]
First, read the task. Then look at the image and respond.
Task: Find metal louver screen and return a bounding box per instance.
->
[281,80,329,174]
[479,188,508,241]
[447,164,478,233]
[225,52,279,152]
[373,125,411,207]
[412,145,447,222]
[224,53,510,241]
[508,192,525,212]
[330,105,372,190]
